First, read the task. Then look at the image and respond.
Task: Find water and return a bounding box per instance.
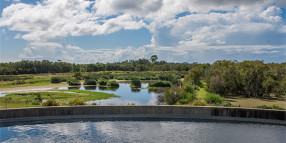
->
[57,82,164,105]
[0,121,285,143]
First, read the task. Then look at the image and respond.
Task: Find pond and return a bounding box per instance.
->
[1,120,285,143]
[56,82,164,105]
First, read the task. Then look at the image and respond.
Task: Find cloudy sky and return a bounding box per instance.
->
[0,0,285,63]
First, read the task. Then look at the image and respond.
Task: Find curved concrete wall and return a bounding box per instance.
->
[0,106,285,125]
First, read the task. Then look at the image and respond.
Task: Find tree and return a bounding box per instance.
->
[150,55,158,63]
[184,67,201,86]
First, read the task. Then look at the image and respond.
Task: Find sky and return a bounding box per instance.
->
[0,0,285,63]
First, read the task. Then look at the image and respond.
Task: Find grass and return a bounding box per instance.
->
[0,74,72,88]
[223,96,286,108]
[195,87,207,100]
[0,76,51,88]
[256,104,285,110]
[0,90,119,108]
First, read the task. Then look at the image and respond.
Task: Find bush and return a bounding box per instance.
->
[131,78,141,87]
[98,79,107,86]
[192,100,207,106]
[256,105,285,110]
[84,79,97,85]
[42,99,61,106]
[107,81,119,87]
[205,93,223,105]
[149,81,171,87]
[91,103,97,105]
[34,94,42,102]
[164,86,185,105]
[50,76,66,83]
[222,101,232,107]
[186,93,196,101]
[67,79,81,86]
[183,84,194,93]
[68,98,87,106]
[32,100,41,105]
[178,99,189,104]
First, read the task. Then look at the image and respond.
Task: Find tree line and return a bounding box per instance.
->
[184,60,286,97]
[0,58,198,75]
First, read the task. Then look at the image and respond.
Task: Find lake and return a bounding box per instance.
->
[56,82,164,105]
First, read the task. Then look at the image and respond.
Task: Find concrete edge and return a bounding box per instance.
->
[0,106,285,126]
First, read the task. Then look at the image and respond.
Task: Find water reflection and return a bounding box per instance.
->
[131,88,140,93]
[83,86,97,90]
[1,121,285,143]
[148,88,165,94]
[98,86,119,91]
[68,86,81,90]
[60,82,165,105]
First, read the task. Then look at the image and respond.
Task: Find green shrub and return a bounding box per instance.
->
[98,79,107,86]
[68,98,87,106]
[73,72,82,80]
[67,79,81,86]
[131,78,141,87]
[34,94,42,102]
[107,81,119,87]
[91,103,97,105]
[179,99,189,104]
[31,100,41,105]
[222,101,232,107]
[205,93,223,105]
[84,79,97,85]
[183,84,194,93]
[42,99,61,106]
[256,105,285,110]
[164,86,185,105]
[149,81,171,87]
[186,93,196,101]
[192,100,207,106]
[50,76,66,83]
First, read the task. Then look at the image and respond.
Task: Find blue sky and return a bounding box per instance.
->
[0,0,285,63]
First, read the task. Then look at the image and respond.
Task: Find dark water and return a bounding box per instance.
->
[58,82,164,105]
[0,121,285,143]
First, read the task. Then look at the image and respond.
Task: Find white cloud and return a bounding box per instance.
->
[0,0,285,63]
[18,41,151,63]
[0,0,145,41]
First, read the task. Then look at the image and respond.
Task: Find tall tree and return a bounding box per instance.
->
[150,55,158,63]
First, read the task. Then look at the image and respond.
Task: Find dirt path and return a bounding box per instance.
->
[0,83,68,93]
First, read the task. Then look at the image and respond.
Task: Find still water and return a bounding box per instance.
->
[0,121,285,143]
[57,82,164,105]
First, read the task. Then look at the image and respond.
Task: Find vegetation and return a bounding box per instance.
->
[204,93,223,105]
[0,75,51,88]
[42,98,61,106]
[106,80,119,87]
[83,79,97,85]
[98,79,108,86]
[68,98,87,106]
[131,78,141,87]
[192,100,207,106]
[0,56,285,109]
[67,78,81,86]
[256,105,285,110]
[203,60,286,97]
[50,76,66,83]
[0,90,118,108]
[0,57,194,75]
[149,81,171,88]
[164,86,185,105]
